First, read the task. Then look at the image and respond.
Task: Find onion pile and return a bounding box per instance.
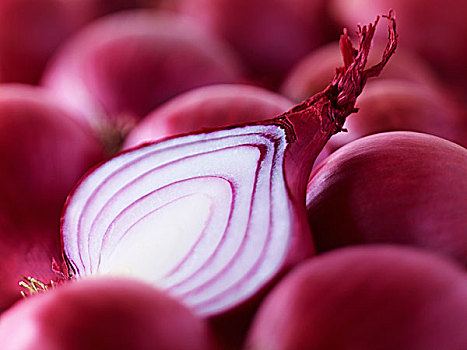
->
[306,131,467,266]
[0,277,221,350]
[2,4,464,348]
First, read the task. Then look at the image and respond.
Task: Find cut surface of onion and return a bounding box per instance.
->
[61,13,397,318]
[64,126,291,316]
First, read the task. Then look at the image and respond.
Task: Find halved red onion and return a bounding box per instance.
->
[0,277,221,350]
[61,13,396,331]
[66,124,296,317]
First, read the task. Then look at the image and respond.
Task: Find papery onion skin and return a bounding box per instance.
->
[0,277,222,350]
[42,10,243,139]
[306,131,467,267]
[0,0,88,84]
[123,84,294,149]
[0,84,105,312]
[246,245,467,350]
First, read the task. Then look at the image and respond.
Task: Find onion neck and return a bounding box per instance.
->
[279,11,398,200]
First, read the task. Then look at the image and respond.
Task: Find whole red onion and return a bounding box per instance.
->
[42,10,243,147]
[306,131,467,266]
[0,277,222,350]
[0,84,105,312]
[246,245,467,350]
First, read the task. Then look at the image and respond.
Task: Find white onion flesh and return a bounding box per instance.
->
[62,124,292,315]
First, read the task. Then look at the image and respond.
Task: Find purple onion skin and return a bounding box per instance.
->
[123,84,294,149]
[246,245,467,350]
[306,131,467,267]
[0,0,89,85]
[0,278,223,350]
[0,85,105,312]
[176,0,340,89]
[42,10,243,134]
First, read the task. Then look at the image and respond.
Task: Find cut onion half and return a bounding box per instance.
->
[64,125,292,316]
[61,13,397,319]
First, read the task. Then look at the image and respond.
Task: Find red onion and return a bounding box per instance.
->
[42,10,243,147]
[0,0,88,84]
[60,14,396,346]
[330,0,467,104]
[281,40,440,103]
[123,84,294,149]
[246,245,467,350]
[0,84,105,312]
[0,277,221,350]
[306,131,467,266]
[176,0,340,88]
